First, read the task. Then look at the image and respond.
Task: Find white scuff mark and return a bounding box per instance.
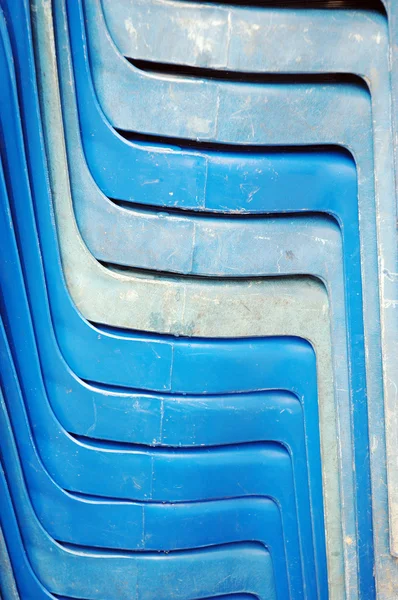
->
[229,96,257,120]
[141,179,160,186]
[175,16,224,56]
[349,33,364,43]
[276,249,284,274]
[188,32,212,55]
[132,478,143,491]
[384,299,398,308]
[302,27,312,45]
[313,236,327,245]
[236,20,260,38]
[159,400,164,444]
[150,345,161,360]
[383,269,398,282]
[125,17,138,42]
[372,32,382,45]
[371,436,379,453]
[247,186,260,203]
[85,401,97,437]
[120,289,139,302]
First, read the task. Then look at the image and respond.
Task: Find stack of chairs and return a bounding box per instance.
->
[0,0,398,597]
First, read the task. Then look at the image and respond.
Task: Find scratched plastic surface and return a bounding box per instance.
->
[74,11,397,579]
[81,11,398,583]
[47,2,374,594]
[0,50,338,592]
[100,0,386,73]
[2,0,398,598]
[0,99,321,592]
[0,350,279,600]
[0,470,260,600]
[0,154,325,597]
[0,1,360,600]
[8,6,371,595]
[0,2,325,598]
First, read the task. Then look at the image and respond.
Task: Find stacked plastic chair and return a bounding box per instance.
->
[1,0,398,598]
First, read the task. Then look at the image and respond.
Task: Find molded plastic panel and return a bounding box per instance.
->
[4,0,398,598]
[31,5,374,594]
[0,169,327,596]
[0,5,328,598]
[71,9,398,582]
[101,0,386,73]
[79,7,398,578]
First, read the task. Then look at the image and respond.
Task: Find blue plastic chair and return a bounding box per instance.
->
[0,0,372,596]
[39,2,374,592]
[0,470,261,600]
[52,4,388,592]
[0,170,325,598]
[0,329,284,600]
[0,366,274,600]
[0,174,323,574]
[0,3,330,596]
[0,79,333,599]
[6,0,398,596]
[75,12,398,580]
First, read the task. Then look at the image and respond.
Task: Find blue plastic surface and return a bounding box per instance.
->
[0,2,329,597]
[65,19,391,587]
[54,8,384,594]
[0,0,370,596]
[0,152,323,597]
[4,7,360,592]
[76,14,398,584]
[0,335,280,600]
[39,2,367,592]
[3,0,398,597]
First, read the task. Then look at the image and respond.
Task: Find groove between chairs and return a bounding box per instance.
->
[71,435,288,453]
[124,63,369,87]
[180,0,385,9]
[101,262,320,283]
[58,540,266,556]
[63,488,282,505]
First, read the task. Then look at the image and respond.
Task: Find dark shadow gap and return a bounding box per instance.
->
[72,432,287,451]
[185,0,386,11]
[101,261,322,282]
[77,378,298,397]
[115,129,358,157]
[57,538,265,556]
[127,62,369,87]
[111,198,332,219]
